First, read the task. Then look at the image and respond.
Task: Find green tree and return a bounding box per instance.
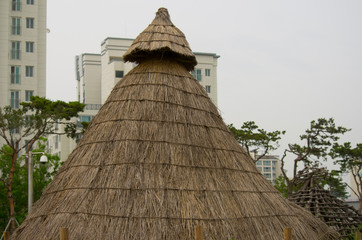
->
[320,170,349,199]
[331,142,362,213]
[274,168,348,199]
[228,121,285,162]
[273,175,289,198]
[0,96,84,233]
[0,138,61,233]
[274,167,348,201]
[64,121,90,142]
[280,118,349,197]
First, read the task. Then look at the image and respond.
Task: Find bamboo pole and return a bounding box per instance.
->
[284,228,292,240]
[356,231,361,240]
[195,225,203,240]
[60,228,69,240]
[4,232,9,240]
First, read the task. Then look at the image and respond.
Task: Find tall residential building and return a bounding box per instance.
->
[76,37,219,106]
[0,0,47,108]
[345,169,361,210]
[50,37,219,161]
[255,155,282,184]
[99,38,135,104]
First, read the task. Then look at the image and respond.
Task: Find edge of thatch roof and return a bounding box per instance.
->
[123,7,197,71]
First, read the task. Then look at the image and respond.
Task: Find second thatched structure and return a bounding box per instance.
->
[289,167,362,239]
[13,7,339,240]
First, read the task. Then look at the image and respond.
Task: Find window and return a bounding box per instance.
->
[256,160,261,165]
[80,115,93,122]
[115,70,124,78]
[205,85,211,93]
[191,69,202,81]
[55,135,59,149]
[26,66,34,77]
[263,173,271,179]
[27,0,34,4]
[82,80,85,104]
[12,0,21,11]
[26,18,34,28]
[26,42,34,52]
[263,160,271,166]
[11,41,21,59]
[196,69,202,80]
[263,167,271,172]
[205,69,211,77]
[11,66,21,84]
[10,128,20,134]
[257,167,262,172]
[10,91,20,109]
[25,90,33,101]
[272,161,277,166]
[12,18,21,35]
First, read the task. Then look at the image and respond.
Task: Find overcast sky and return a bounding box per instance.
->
[46,1,362,179]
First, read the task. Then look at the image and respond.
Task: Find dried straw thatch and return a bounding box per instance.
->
[13,8,339,239]
[289,168,362,239]
[123,7,197,71]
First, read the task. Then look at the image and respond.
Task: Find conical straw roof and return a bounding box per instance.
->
[123,7,197,71]
[13,8,339,240]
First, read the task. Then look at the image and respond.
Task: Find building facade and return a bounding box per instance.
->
[76,38,219,106]
[345,168,361,210]
[50,37,219,161]
[255,155,282,184]
[0,0,47,108]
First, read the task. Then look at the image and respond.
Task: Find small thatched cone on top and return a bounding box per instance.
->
[13,8,339,239]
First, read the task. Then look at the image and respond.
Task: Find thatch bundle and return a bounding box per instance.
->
[13,8,339,239]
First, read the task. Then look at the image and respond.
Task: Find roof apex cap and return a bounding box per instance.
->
[123,7,197,71]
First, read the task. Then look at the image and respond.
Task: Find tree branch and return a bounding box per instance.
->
[0,147,12,156]
[256,146,269,161]
[346,182,360,198]
[280,149,291,184]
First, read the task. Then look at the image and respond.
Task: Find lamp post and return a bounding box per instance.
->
[27,152,48,214]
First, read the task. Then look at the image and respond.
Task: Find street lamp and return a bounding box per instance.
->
[27,152,48,214]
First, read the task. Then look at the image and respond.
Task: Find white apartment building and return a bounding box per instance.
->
[345,169,361,210]
[0,0,47,108]
[349,171,360,199]
[99,38,136,104]
[0,0,47,150]
[50,37,219,161]
[76,38,219,106]
[255,155,282,184]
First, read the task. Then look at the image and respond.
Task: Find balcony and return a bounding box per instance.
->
[11,73,21,84]
[10,99,20,109]
[12,26,21,35]
[84,104,102,110]
[11,49,21,60]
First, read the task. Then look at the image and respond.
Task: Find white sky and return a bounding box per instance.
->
[46,1,362,179]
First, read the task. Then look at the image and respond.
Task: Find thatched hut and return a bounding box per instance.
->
[13,8,339,239]
[289,168,362,239]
